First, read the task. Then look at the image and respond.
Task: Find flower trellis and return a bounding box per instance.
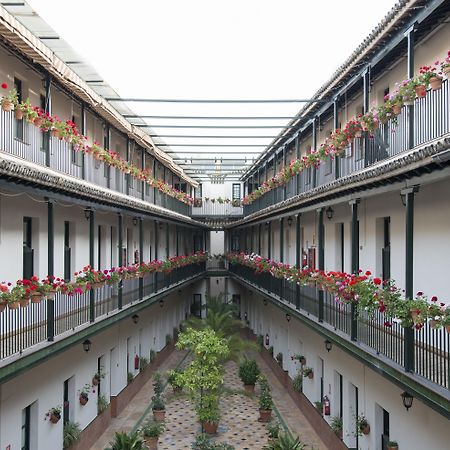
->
[0,251,207,312]
[0,84,194,205]
[242,51,450,206]
[226,252,450,331]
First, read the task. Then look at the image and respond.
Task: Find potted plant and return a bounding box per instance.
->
[92,367,106,386]
[198,393,220,434]
[314,401,323,415]
[139,356,149,372]
[105,431,145,450]
[127,372,134,384]
[440,52,450,77]
[63,421,81,449]
[302,367,314,380]
[152,373,166,421]
[238,358,260,393]
[46,406,62,424]
[141,421,164,450]
[258,376,273,422]
[330,416,343,440]
[356,414,370,435]
[97,394,109,415]
[264,432,306,449]
[291,354,306,365]
[167,368,184,393]
[292,372,303,393]
[275,352,283,367]
[79,384,91,406]
[1,86,18,112]
[387,441,398,450]
[266,420,280,444]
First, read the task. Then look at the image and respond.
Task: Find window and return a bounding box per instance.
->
[23,217,33,279]
[174,182,187,193]
[64,221,71,281]
[232,183,241,200]
[21,405,31,450]
[194,184,202,198]
[14,77,24,141]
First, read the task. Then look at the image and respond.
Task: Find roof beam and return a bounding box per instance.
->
[124,115,296,120]
[106,98,326,103]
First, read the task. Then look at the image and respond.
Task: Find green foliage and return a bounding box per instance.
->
[292,372,303,392]
[314,401,323,414]
[167,368,184,389]
[127,372,134,384]
[197,392,220,423]
[258,376,273,411]
[149,349,157,362]
[268,346,274,356]
[266,420,281,439]
[105,431,145,450]
[238,358,260,385]
[301,367,313,378]
[141,421,164,438]
[97,394,109,414]
[151,373,165,411]
[276,352,283,367]
[139,357,148,372]
[264,433,306,450]
[330,416,343,435]
[387,442,398,447]
[63,421,81,448]
[191,434,235,450]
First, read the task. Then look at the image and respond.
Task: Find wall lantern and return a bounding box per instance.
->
[132,217,138,226]
[159,299,164,308]
[400,193,407,207]
[263,298,268,306]
[244,312,248,321]
[325,206,334,220]
[287,217,293,227]
[265,333,270,346]
[285,313,291,322]
[324,339,333,352]
[401,391,414,411]
[84,209,91,220]
[132,314,139,324]
[82,339,92,353]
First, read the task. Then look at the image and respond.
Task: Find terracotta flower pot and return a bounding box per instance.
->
[429,76,443,91]
[31,293,43,304]
[91,282,104,290]
[308,372,314,380]
[144,436,158,450]
[1,99,13,112]
[258,409,272,422]
[79,395,88,406]
[403,97,415,106]
[244,384,255,393]
[92,376,100,386]
[51,128,61,138]
[203,421,218,434]
[0,302,6,313]
[361,424,370,435]
[153,410,166,422]
[46,290,56,300]
[14,108,23,120]
[49,413,60,424]
[414,85,427,98]
[387,446,398,450]
[19,297,30,308]
[354,131,362,138]
[445,325,450,334]
[443,66,450,78]
[34,117,44,127]
[8,301,19,310]
[392,104,402,115]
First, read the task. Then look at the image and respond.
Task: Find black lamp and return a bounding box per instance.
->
[286,313,291,322]
[159,299,164,308]
[325,339,332,352]
[84,209,91,220]
[263,298,268,306]
[287,217,293,227]
[132,314,139,324]
[132,217,138,226]
[400,193,407,206]
[82,339,91,352]
[401,391,414,411]
[325,206,334,220]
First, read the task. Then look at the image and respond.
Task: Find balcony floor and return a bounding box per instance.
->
[90,349,327,450]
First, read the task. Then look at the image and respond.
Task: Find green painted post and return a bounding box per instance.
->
[89,209,95,322]
[139,217,143,300]
[154,221,158,292]
[280,217,284,299]
[47,200,54,341]
[318,209,324,322]
[350,200,360,341]
[118,213,123,309]
[296,213,302,310]
[334,98,340,179]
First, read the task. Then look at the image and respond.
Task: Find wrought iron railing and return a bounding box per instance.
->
[0,111,190,216]
[0,262,205,360]
[191,201,244,218]
[229,263,450,390]
[244,80,450,216]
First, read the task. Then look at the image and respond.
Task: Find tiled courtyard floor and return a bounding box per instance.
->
[91,349,327,450]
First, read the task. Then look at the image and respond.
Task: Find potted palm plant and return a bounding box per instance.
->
[330,416,343,440]
[258,376,273,423]
[263,432,306,449]
[63,421,81,449]
[105,431,145,450]
[141,421,164,450]
[152,373,166,422]
[238,358,260,393]
[266,420,280,445]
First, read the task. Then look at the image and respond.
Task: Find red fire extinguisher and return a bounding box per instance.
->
[323,395,331,416]
[134,354,140,370]
[265,334,270,346]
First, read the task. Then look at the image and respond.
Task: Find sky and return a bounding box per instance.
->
[26,0,398,181]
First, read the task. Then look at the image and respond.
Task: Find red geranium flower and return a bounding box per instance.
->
[1,83,7,89]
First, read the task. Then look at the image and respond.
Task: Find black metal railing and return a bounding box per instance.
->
[0,262,205,360]
[244,80,450,216]
[229,263,450,390]
[191,201,244,218]
[0,111,190,216]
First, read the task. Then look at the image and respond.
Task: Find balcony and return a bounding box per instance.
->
[229,263,450,396]
[0,111,190,216]
[244,80,450,216]
[0,263,205,363]
[191,199,244,218]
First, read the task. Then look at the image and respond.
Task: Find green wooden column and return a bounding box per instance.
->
[312,118,317,188]
[139,217,143,300]
[44,74,51,168]
[267,221,272,260]
[258,224,262,255]
[89,208,95,322]
[80,102,86,180]
[406,23,417,151]
[47,200,54,341]
[404,186,419,372]
[317,208,324,322]
[118,213,123,309]
[350,199,360,341]
[280,217,285,299]
[295,213,302,310]
[333,98,340,180]
[154,221,159,291]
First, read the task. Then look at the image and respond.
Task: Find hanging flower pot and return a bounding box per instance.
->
[34,117,44,127]
[392,104,402,115]
[1,99,14,112]
[403,96,415,106]
[0,302,5,313]
[361,423,370,435]
[445,325,450,334]
[46,290,57,300]
[14,108,23,120]
[354,131,362,138]
[49,412,61,424]
[443,66,450,78]
[79,393,88,406]
[429,76,443,91]
[8,301,19,310]
[51,128,61,139]
[31,293,43,304]
[19,297,30,308]
[414,85,427,98]
[91,282,104,290]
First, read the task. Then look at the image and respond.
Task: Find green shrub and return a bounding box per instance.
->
[141,421,164,438]
[139,357,149,372]
[238,358,260,385]
[264,432,306,449]
[105,431,145,450]
[63,421,81,448]
[97,394,109,415]
[292,373,303,392]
